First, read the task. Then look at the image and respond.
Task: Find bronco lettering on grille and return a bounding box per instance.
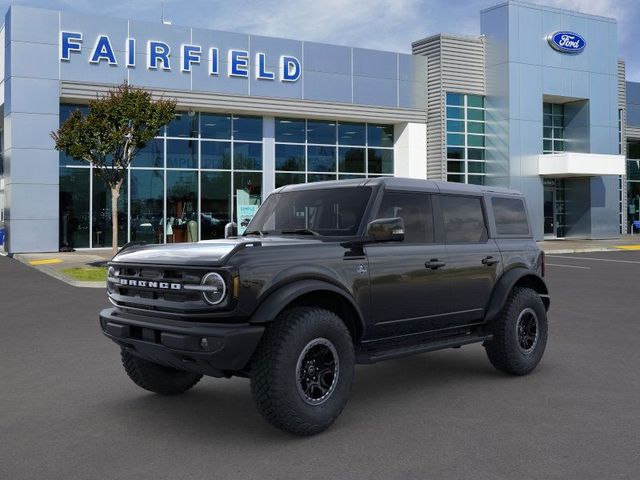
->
[119,278,182,290]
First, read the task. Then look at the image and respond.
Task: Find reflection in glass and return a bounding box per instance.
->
[59,104,89,166]
[276,173,306,188]
[167,139,197,168]
[167,111,198,138]
[307,146,336,172]
[59,167,90,248]
[201,141,231,169]
[368,148,393,174]
[233,115,262,141]
[234,142,262,170]
[201,172,231,240]
[201,113,231,139]
[307,120,336,144]
[167,171,198,243]
[338,122,366,146]
[276,144,305,171]
[133,139,163,168]
[275,118,306,143]
[130,169,164,244]
[367,124,394,147]
[339,147,365,173]
[92,170,127,247]
[446,93,464,106]
[308,173,336,183]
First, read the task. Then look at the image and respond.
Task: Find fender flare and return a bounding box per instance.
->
[484,268,550,323]
[248,279,365,335]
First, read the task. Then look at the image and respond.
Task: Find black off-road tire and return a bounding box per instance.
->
[121,349,202,395]
[485,287,548,375]
[250,307,355,436]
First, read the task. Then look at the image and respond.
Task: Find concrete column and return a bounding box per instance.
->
[393,122,427,179]
[3,6,60,253]
[262,116,275,198]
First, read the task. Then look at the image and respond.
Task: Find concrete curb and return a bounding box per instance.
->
[540,247,620,255]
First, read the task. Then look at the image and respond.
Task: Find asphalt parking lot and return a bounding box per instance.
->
[1,251,639,479]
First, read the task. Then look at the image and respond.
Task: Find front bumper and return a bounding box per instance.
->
[99,308,264,377]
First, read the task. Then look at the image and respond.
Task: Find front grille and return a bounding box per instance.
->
[108,264,225,317]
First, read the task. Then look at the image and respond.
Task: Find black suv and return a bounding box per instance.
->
[100,178,549,435]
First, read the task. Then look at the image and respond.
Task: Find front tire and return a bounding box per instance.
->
[121,349,202,395]
[250,307,355,436]
[485,287,548,375]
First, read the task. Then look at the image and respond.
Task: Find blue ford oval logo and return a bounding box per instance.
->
[547,31,586,54]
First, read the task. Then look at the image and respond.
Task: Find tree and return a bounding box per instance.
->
[52,83,176,255]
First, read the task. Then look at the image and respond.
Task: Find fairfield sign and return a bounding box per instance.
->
[59,31,302,82]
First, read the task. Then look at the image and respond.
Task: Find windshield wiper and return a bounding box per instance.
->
[280,228,321,237]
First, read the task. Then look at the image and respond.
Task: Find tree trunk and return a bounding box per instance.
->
[111,181,122,257]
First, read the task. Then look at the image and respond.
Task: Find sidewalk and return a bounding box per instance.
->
[538,235,640,254]
[11,249,113,288]
[7,236,640,288]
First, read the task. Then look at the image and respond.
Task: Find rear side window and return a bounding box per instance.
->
[376,191,434,243]
[492,197,530,236]
[441,195,487,244]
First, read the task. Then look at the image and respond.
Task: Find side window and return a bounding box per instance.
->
[376,191,434,243]
[441,195,487,244]
[492,197,530,236]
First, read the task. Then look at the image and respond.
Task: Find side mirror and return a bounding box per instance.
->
[224,222,237,238]
[367,217,405,243]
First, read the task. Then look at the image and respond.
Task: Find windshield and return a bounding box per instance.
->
[244,187,372,237]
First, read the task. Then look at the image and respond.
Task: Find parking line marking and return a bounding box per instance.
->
[546,263,591,269]
[29,259,63,266]
[547,255,640,265]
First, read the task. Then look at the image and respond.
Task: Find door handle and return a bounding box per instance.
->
[481,255,499,266]
[425,259,446,270]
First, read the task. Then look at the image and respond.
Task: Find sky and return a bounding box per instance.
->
[2,0,639,80]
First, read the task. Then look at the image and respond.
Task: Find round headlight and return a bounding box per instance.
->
[107,266,116,293]
[201,272,227,305]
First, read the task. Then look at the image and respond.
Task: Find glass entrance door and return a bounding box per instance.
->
[543,178,566,238]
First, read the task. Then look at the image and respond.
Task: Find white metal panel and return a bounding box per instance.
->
[538,152,626,177]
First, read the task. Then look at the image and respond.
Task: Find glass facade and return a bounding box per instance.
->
[58,107,395,249]
[58,104,262,248]
[274,118,394,188]
[543,103,565,154]
[627,140,640,231]
[445,93,486,185]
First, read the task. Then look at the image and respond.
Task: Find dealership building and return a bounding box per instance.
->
[1,0,639,253]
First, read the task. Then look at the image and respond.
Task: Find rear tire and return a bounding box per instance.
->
[485,287,548,375]
[250,307,355,436]
[121,349,202,395]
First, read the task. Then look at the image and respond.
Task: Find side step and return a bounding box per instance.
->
[356,333,492,364]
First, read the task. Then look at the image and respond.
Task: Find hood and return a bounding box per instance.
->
[111,236,324,266]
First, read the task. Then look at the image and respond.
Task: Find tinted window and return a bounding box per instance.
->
[441,195,486,244]
[492,197,530,235]
[376,192,434,243]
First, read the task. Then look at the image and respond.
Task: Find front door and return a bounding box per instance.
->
[544,178,566,238]
[365,191,451,339]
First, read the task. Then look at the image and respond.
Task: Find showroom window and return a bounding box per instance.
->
[445,93,486,185]
[58,104,263,248]
[274,118,394,188]
[543,103,565,154]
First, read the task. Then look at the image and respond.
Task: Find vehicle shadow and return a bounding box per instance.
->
[102,346,516,442]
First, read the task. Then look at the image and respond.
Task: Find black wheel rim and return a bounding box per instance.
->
[295,338,339,406]
[516,307,539,355]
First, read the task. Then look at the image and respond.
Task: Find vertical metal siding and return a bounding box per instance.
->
[412,35,485,181]
[618,59,627,233]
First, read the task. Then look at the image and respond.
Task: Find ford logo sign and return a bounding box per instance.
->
[547,31,586,54]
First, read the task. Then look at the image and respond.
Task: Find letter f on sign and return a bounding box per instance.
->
[60,31,82,61]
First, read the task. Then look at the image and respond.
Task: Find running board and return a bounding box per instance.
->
[356,334,492,364]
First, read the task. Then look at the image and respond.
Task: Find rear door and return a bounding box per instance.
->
[439,194,501,326]
[365,190,451,338]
